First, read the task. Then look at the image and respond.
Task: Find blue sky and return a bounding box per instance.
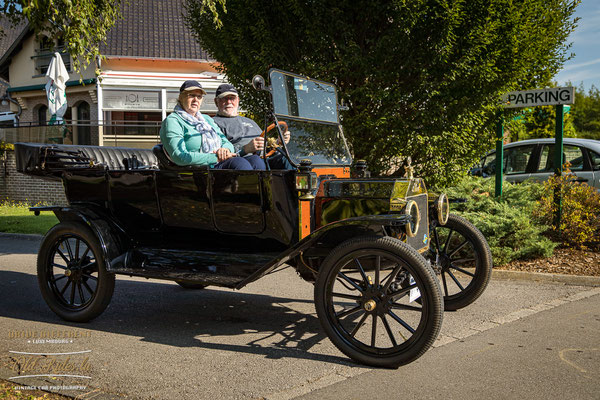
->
[554,0,600,91]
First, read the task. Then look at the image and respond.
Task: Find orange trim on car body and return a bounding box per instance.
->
[312,167,350,179]
[299,199,312,239]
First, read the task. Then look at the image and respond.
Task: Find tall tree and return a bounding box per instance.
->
[1,0,124,73]
[571,85,600,140]
[186,0,579,186]
[0,0,224,74]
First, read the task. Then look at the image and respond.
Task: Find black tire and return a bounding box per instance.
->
[37,222,115,322]
[315,236,443,368]
[175,281,207,290]
[427,214,492,311]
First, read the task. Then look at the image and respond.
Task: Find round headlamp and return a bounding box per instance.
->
[404,200,420,237]
[436,193,450,226]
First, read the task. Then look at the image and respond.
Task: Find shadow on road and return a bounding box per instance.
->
[0,270,356,367]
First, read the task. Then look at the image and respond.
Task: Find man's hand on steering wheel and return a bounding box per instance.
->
[260,121,289,157]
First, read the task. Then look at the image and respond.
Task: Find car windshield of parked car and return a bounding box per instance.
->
[270,70,338,123]
[278,118,352,166]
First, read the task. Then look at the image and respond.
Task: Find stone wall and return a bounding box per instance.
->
[0,150,68,205]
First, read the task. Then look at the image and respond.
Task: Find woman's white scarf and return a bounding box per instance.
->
[174,105,221,153]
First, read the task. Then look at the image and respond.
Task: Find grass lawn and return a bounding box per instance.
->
[0,202,58,235]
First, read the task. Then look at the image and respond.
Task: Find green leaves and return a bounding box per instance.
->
[1,0,123,74]
[571,85,600,140]
[445,175,557,265]
[185,0,579,186]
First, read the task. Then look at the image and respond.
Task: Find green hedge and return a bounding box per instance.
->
[442,176,557,266]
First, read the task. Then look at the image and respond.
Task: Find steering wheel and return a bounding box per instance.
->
[260,121,288,157]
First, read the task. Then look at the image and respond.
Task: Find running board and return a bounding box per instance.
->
[108,247,278,288]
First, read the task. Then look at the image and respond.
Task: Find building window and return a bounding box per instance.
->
[32,36,71,75]
[76,101,91,145]
[37,105,48,125]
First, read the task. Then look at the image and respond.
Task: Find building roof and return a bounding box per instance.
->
[0,0,213,80]
[0,15,27,57]
[0,15,29,85]
[100,0,212,61]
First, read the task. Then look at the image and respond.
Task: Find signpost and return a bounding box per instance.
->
[501,87,574,109]
[497,86,575,227]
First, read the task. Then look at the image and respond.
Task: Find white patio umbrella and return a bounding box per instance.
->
[45,52,69,124]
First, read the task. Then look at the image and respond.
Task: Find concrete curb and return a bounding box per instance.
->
[492,268,600,287]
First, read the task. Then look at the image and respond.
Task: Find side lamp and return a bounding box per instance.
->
[296,159,317,200]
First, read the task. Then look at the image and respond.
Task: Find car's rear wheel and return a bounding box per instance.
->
[427,214,492,310]
[315,236,443,368]
[38,222,115,322]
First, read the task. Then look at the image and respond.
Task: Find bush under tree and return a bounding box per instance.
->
[444,176,557,266]
[535,167,600,249]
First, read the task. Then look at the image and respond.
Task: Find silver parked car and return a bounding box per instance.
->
[470,138,600,189]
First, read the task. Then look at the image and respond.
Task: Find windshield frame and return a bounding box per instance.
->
[268,69,353,167]
[269,68,340,124]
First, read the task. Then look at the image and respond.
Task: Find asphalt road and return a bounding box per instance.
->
[1,235,598,400]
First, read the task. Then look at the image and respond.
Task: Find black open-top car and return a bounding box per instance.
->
[15,70,491,368]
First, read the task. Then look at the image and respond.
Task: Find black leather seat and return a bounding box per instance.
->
[75,145,158,170]
[45,144,159,170]
[152,144,208,170]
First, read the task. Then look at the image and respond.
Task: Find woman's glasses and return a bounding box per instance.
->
[187,93,204,100]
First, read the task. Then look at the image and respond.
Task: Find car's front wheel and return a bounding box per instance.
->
[37,222,115,322]
[427,214,492,310]
[314,236,443,368]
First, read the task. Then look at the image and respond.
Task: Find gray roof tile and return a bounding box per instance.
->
[100,0,212,61]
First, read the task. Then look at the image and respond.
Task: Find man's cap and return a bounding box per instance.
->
[180,80,207,95]
[215,83,239,99]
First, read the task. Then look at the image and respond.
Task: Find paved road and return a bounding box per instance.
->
[1,235,598,399]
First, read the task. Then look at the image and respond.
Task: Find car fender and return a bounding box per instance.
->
[235,214,412,289]
[30,205,127,271]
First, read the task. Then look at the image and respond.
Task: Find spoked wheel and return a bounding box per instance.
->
[38,222,115,322]
[315,236,443,368]
[427,214,492,311]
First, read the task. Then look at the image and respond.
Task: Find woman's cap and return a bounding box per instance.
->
[180,80,207,95]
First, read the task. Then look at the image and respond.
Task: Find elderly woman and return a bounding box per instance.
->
[160,80,265,170]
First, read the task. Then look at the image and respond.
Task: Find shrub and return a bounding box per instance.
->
[442,176,557,266]
[535,169,600,250]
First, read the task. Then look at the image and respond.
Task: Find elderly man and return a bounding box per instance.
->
[212,83,293,169]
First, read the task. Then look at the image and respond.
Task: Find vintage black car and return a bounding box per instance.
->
[15,70,491,368]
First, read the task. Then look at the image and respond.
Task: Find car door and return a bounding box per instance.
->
[503,145,535,183]
[210,169,266,234]
[530,144,593,185]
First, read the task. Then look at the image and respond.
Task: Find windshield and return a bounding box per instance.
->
[276,117,352,166]
[269,69,351,166]
[270,70,338,123]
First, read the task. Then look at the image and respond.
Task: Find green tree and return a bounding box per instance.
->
[506,105,576,142]
[0,0,223,74]
[571,85,600,139]
[1,0,123,73]
[186,0,579,186]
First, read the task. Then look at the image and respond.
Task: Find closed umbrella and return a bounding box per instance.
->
[45,52,69,124]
